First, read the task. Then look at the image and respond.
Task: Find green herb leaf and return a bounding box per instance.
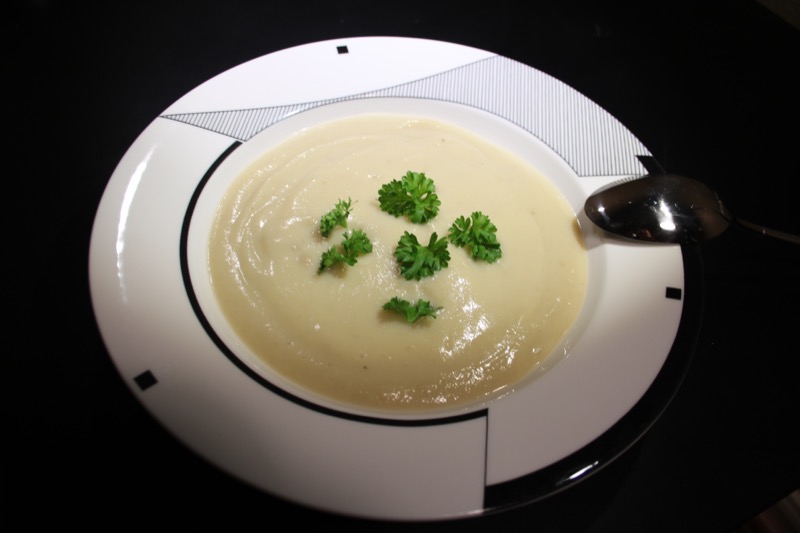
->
[340,228,372,259]
[378,171,441,223]
[319,246,346,272]
[320,198,352,238]
[448,211,502,263]
[318,229,373,272]
[383,297,442,323]
[394,231,450,280]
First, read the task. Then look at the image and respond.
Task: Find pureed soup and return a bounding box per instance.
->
[208,114,588,413]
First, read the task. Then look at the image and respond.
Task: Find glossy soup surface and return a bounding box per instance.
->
[208,114,588,412]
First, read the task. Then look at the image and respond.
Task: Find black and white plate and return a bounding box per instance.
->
[89,36,700,520]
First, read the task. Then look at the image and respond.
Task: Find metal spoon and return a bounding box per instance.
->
[583,174,800,244]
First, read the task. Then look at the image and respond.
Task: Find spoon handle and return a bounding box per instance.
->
[736,219,800,245]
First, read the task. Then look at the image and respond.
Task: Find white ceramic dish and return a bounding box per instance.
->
[89,36,694,520]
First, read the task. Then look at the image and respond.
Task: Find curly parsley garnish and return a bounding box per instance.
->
[394,231,450,280]
[448,211,502,263]
[378,171,441,223]
[319,198,352,238]
[318,229,372,272]
[310,172,502,326]
[383,297,442,323]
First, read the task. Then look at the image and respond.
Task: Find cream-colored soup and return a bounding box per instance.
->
[208,114,587,412]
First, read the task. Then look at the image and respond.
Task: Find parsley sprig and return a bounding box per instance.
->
[318,229,373,272]
[383,297,442,323]
[394,231,450,280]
[448,211,502,263]
[319,198,352,238]
[378,171,441,223]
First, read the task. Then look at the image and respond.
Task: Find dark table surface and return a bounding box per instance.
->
[7,0,800,530]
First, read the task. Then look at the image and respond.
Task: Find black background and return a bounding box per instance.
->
[6,0,800,530]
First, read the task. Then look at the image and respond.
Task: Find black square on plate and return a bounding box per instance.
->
[134,370,158,391]
[665,287,682,300]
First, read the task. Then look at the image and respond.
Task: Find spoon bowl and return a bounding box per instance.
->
[583,174,800,245]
